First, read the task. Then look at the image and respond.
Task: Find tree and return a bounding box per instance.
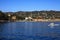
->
[0,11,8,20]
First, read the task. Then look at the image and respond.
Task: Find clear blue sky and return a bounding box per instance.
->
[0,0,60,12]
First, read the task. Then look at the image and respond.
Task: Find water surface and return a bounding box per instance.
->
[0,22,60,40]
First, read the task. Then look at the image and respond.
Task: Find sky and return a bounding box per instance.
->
[0,0,60,12]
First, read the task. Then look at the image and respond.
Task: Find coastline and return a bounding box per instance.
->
[15,19,60,22]
[0,19,60,23]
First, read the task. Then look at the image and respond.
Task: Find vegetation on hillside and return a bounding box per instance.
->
[0,10,60,21]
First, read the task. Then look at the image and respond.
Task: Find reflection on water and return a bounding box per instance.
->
[0,22,60,40]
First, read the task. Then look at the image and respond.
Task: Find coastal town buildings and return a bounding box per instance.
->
[0,10,60,22]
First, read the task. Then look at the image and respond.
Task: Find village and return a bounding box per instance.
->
[0,10,60,22]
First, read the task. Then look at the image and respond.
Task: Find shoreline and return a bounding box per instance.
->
[15,19,60,22]
[9,20,60,23]
[0,19,60,23]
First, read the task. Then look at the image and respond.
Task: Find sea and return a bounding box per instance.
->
[0,22,60,40]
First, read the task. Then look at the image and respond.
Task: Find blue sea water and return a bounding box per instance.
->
[0,22,60,40]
